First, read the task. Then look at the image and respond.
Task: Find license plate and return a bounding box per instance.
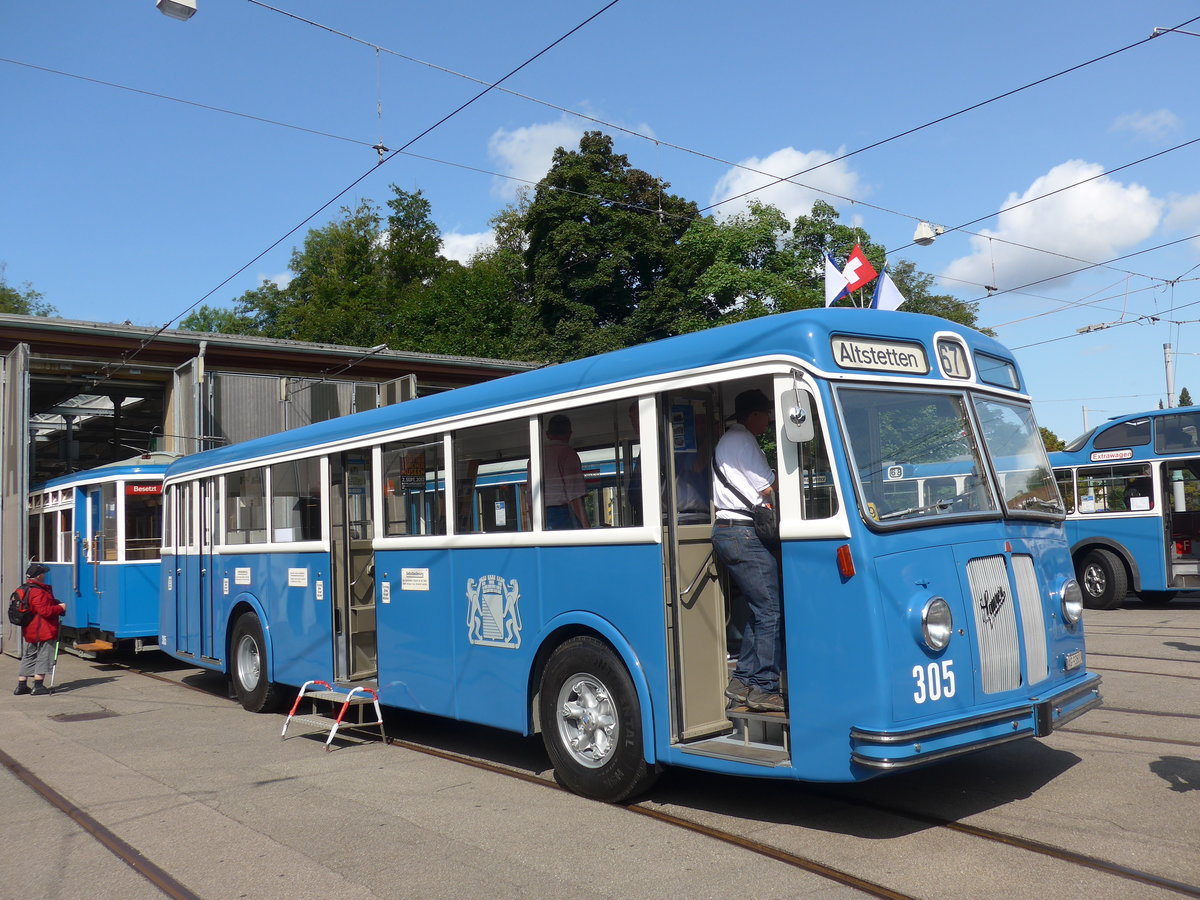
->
[1064,649,1083,671]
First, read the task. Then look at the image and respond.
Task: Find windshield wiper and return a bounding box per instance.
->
[878,495,964,521]
[1017,496,1063,512]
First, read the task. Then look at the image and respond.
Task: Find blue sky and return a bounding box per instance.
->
[5,1,1200,443]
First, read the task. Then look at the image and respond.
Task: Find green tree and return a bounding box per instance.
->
[224,188,451,348]
[178,304,253,334]
[1179,387,1193,407]
[0,266,56,316]
[523,131,699,360]
[1040,426,1065,452]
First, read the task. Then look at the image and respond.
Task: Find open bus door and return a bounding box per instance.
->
[660,388,731,741]
[330,452,377,683]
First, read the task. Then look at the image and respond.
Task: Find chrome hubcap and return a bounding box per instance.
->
[556,674,618,768]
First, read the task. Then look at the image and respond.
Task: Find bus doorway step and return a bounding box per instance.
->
[281,680,389,751]
[68,640,114,658]
[679,708,790,767]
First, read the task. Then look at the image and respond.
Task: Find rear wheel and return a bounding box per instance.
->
[230,612,280,712]
[1139,590,1177,606]
[539,636,658,803]
[1078,549,1128,610]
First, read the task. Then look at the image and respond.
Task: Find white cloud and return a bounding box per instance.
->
[441,230,495,264]
[257,270,291,289]
[941,160,1163,291]
[1164,191,1200,231]
[487,119,586,199]
[708,147,867,222]
[1110,109,1181,141]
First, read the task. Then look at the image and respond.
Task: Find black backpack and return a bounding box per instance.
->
[7,587,32,627]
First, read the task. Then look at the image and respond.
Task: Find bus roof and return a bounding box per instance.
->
[33,452,179,491]
[1052,404,1200,463]
[166,308,1020,480]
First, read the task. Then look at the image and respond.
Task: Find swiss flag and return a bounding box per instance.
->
[841,244,878,293]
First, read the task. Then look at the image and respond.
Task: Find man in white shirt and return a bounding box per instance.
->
[712,389,783,713]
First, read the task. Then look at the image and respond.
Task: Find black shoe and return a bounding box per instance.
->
[30,682,50,696]
[13,682,30,696]
[746,687,785,713]
[724,677,751,706]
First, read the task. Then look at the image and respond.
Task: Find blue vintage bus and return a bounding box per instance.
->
[26,454,174,654]
[158,309,1099,801]
[1050,406,1200,608]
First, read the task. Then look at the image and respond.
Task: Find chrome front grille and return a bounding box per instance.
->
[965,555,1021,693]
[1011,555,1049,685]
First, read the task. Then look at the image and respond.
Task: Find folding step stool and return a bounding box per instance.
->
[281,680,388,751]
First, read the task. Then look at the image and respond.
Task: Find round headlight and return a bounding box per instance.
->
[1061,579,1083,625]
[921,597,953,650]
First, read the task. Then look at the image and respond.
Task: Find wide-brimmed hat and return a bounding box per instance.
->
[26,563,49,579]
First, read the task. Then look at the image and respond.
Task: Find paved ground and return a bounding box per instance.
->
[0,596,1195,899]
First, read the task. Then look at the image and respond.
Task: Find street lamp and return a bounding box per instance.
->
[157,0,197,21]
[912,221,944,246]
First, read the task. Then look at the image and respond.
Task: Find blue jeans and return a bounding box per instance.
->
[712,522,781,693]
[546,505,579,530]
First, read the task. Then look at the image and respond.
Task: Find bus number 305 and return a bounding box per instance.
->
[912,660,956,704]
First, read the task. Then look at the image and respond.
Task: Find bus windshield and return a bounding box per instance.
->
[839,387,997,524]
[973,396,1063,517]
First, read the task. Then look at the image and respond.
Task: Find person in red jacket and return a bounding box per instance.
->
[14,563,67,696]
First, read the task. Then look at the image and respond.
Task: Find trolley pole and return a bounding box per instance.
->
[1165,343,1176,408]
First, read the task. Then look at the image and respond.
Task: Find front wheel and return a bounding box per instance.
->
[1078,548,1128,610]
[230,612,280,712]
[538,636,657,802]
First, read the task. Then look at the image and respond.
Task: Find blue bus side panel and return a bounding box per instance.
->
[375,544,667,735]
[772,538,887,780]
[375,549,457,714]
[45,561,158,639]
[1064,516,1165,589]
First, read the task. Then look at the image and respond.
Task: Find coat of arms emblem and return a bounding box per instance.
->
[466,575,522,648]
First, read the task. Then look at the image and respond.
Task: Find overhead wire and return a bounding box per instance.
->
[14,3,1200,398]
[53,0,626,399]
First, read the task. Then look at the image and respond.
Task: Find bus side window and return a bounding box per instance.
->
[1054,468,1076,514]
[453,420,531,534]
[224,468,267,544]
[1075,463,1152,513]
[799,400,839,520]
[382,438,446,537]
[270,457,321,542]
[541,398,644,529]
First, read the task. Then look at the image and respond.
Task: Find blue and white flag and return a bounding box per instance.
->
[824,253,850,307]
[871,267,906,311]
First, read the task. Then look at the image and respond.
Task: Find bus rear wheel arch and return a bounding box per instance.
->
[230,611,281,713]
[538,635,658,803]
[1077,548,1128,610]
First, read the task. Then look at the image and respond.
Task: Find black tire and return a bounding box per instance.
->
[230,612,280,712]
[1078,549,1128,610]
[538,636,658,802]
[1139,590,1178,606]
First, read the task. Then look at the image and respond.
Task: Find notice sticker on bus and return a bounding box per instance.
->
[235,568,251,585]
[287,568,308,588]
[402,568,430,591]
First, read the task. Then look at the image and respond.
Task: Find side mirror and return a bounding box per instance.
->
[781,389,815,443]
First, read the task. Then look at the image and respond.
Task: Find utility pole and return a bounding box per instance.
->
[1082,405,1090,432]
[1165,343,1175,408]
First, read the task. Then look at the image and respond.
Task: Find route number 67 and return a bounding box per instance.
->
[912,660,956,704]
